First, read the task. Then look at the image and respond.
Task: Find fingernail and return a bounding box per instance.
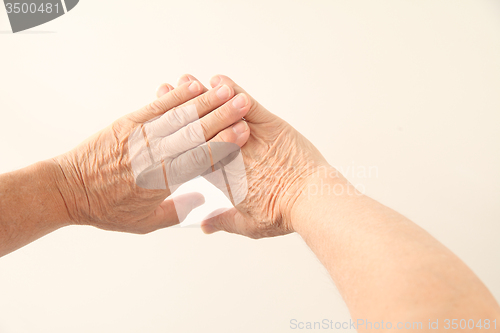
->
[232,121,249,135]
[216,84,230,100]
[157,84,171,93]
[201,223,217,234]
[189,81,201,93]
[232,94,248,109]
[178,75,191,85]
[210,75,222,87]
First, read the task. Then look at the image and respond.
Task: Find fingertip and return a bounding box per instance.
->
[232,93,249,110]
[232,120,250,147]
[173,192,205,222]
[201,222,218,234]
[156,83,173,98]
[210,75,222,88]
[191,193,206,208]
[177,74,193,86]
[188,80,202,93]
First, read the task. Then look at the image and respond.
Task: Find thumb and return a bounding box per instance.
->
[171,192,206,223]
[145,192,205,231]
[201,208,254,238]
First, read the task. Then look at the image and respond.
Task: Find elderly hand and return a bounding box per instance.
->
[52,75,250,234]
[195,75,345,238]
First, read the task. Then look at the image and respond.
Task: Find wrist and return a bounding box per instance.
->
[32,159,73,228]
[0,159,72,256]
[50,152,91,226]
[288,165,360,234]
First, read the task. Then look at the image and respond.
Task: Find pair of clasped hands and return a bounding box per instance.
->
[6,74,500,321]
[55,74,333,238]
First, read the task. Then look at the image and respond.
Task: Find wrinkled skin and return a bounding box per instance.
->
[53,115,174,234]
[53,77,251,234]
[184,75,339,238]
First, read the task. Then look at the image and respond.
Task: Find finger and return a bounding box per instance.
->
[132,108,249,191]
[177,74,207,92]
[178,74,210,96]
[171,192,205,223]
[140,192,205,232]
[155,114,205,158]
[146,103,200,139]
[209,75,222,88]
[165,121,250,187]
[201,208,257,238]
[145,82,237,139]
[156,74,207,99]
[175,120,249,164]
[200,145,248,208]
[129,80,203,124]
[201,120,249,206]
[177,74,193,86]
[169,82,236,121]
[154,91,251,155]
[209,74,276,124]
[210,120,250,148]
[156,83,174,99]
[198,93,250,141]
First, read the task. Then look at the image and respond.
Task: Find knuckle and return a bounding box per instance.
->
[147,99,167,116]
[200,121,210,140]
[186,122,204,143]
[171,106,185,126]
[210,106,231,127]
[190,147,209,166]
[168,88,184,103]
[217,217,227,233]
[214,128,235,144]
[213,106,229,122]
[197,94,212,110]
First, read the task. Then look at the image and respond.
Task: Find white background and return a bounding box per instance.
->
[1,1,499,332]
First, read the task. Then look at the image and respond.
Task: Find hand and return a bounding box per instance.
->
[52,76,251,234]
[199,75,344,238]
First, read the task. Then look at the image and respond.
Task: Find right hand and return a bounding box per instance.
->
[196,75,346,238]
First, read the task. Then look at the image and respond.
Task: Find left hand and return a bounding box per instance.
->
[52,75,251,234]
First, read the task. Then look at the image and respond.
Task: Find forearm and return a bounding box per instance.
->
[0,160,70,257]
[291,171,500,325]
